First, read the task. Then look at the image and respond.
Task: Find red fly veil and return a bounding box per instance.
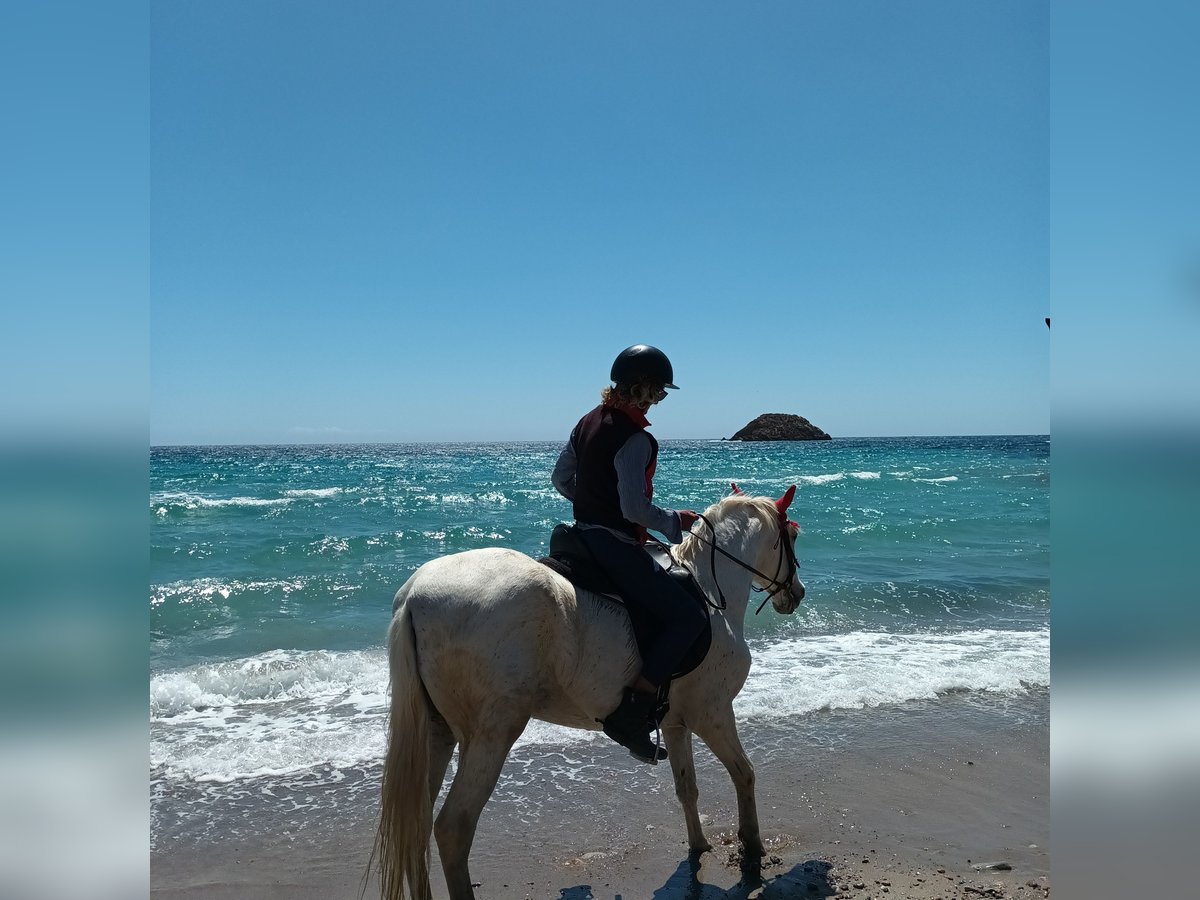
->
[774,485,796,518]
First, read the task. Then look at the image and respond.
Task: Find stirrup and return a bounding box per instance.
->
[600,689,668,765]
[601,719,665,765]
[630,723,669,765]
[627,745,669,765]
[616,728,668,765]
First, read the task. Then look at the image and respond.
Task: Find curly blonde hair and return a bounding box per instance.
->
[601,380,664,411]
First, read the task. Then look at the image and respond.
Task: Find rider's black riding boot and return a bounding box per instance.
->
[601,688,669,765]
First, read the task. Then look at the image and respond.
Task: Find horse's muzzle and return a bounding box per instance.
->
[775,580,805,613]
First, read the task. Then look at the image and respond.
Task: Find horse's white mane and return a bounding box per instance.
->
[671,494,779,568]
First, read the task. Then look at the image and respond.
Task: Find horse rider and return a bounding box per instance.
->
[551,344,705,763]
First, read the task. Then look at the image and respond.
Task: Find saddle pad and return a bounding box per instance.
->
[536,524,712,680]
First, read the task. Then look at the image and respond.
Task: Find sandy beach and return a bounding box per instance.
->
[152,693,1048,900]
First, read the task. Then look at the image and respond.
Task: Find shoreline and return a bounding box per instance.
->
[152,693,1048,899]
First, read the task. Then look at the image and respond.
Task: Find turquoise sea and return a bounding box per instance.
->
[150,436,1049,848]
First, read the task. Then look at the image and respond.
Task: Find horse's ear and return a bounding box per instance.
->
[775,485,797,516]
[730,482,743,495]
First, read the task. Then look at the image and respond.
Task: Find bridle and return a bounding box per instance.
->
[673,512,801,615]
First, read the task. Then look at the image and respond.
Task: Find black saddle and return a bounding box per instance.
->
[537,523,713,680]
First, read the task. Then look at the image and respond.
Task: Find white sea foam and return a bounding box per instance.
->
[735,629,1049,718]
[150,629,1049,785]
[791,471,880,486]
[913,476,959,484]
[512,487,559,500]
[151,491,293,510]
[151,649,391,782]
[797,473,844,486]
[282,487,343,498]
[308,535,350,554]
[150,577,309,607]
[437,491,513,505]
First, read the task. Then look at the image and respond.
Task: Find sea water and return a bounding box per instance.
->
[150,437,1048,847]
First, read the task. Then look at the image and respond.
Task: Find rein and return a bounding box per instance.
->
[671,513,799,615]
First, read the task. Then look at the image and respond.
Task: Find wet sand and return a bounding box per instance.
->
[152,695,1049,899]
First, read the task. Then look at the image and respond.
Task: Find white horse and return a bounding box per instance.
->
[374,486,806,900]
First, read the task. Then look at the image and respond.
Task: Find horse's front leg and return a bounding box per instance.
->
[663,723,712,853]
[693,707,764,861]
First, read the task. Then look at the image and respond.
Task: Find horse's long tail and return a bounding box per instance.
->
[373,597,433,900]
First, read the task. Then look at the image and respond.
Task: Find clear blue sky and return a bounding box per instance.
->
[150,0,1049,444]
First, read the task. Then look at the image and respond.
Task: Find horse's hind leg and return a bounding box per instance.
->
[693,707,765,861]
[663,724,712,853]
[429,710,456,804]
[434,717,528,900]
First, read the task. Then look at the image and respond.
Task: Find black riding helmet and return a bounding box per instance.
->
[610,344,678,390]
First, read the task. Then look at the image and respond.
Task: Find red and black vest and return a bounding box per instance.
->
[569,403,659,542]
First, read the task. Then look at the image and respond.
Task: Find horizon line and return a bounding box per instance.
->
[150,433,1051,449]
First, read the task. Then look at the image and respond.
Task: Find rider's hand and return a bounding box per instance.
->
[678,510,700,532]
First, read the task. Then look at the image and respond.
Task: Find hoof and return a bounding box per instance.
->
[738,835,766,859]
